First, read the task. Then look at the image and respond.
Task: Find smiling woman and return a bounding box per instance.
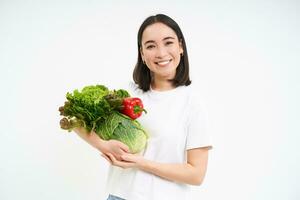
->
[133,14,191,92]
[139,22,183,83]
[74,13,212,200]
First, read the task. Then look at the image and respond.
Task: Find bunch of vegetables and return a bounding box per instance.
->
[59,85,148,153]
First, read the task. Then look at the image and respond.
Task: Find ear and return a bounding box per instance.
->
[179,40,184,55]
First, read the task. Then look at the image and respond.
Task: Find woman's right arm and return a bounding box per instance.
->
[73,127,129,160]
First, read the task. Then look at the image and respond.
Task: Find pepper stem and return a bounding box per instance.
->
[133,105,147,114]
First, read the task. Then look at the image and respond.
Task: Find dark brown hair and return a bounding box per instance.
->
[133,14,191,91]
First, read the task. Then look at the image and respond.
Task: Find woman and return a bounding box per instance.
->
[75,14,212,200]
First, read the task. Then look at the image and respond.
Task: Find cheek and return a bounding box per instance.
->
[172,50,181,60]
[143,52,155,61]
[169,47,181,55]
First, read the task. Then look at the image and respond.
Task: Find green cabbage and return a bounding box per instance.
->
[96,112,148,153]
[59,85,148,153]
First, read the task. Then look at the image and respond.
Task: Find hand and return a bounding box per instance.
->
[100,139,129,161]
[101,152,146,169]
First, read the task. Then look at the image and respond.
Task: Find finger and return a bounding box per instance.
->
[106,153,117,164]
[107,153,125,167]
[101,154,112,164]
[121,154,133,162]
[107,153,133,169]
[120,144,129,153]
[115,141,129,153]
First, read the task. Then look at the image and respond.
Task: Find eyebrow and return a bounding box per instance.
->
[143,36,176,46]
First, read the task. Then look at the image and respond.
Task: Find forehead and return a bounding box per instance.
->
[141,22,178,42]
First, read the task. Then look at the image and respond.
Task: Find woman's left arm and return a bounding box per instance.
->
[104,147,210,186]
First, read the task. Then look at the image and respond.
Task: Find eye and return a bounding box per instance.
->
[165,41,174,45]
[146,45,155,49]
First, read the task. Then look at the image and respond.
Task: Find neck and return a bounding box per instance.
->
[151,78,174,91]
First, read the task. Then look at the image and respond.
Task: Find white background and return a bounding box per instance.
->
[1,1,299,200]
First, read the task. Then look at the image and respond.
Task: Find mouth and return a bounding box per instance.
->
[155,59,172,67]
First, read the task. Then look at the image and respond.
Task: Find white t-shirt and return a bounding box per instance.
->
[105,82,212,200]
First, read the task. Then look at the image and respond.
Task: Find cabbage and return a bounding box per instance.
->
[96,112,147,153]
[59,85,148,153]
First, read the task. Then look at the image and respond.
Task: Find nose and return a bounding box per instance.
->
[155,46,167,58]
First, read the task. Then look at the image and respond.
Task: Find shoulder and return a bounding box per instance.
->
[183,85,204,103]
[127,81,145,97]
[183,85,207,113]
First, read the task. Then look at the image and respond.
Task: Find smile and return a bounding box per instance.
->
[155,59,172,66]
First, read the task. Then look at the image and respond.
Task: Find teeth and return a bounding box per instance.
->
[157,60,170,65]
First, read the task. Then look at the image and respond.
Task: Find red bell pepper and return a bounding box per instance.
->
[121,97,146,120]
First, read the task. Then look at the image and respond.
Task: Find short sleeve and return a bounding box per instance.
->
[185,95,212,150]
[126,81,144,97]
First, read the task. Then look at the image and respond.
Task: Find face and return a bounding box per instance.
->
[140,22,183,81]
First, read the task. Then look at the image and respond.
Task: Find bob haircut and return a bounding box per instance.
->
[133,14,191,92]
